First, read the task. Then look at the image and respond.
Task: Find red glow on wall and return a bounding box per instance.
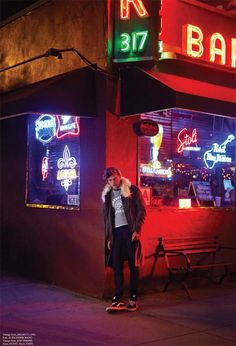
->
[177,128,198,153]
[120,0,149,19]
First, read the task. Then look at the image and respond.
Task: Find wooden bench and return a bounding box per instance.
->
[145,236,236,298]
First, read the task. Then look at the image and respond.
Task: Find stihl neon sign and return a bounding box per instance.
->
[183,24,236,68]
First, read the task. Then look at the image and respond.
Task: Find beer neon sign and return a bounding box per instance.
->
[177,128,200,153]
[56,115,80,139]
[35,114,56,144]
[41,156,49,181]
[35,115,80,143]
[57,145,77,191]
[203,134,235,169]
[140,164,172,178]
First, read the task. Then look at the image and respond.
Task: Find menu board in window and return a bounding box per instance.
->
[188,181,215,207]
[26,114,80,210]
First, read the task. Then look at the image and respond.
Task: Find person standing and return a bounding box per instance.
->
[102,167,146,312]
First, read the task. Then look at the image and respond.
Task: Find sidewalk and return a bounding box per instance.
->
[0,275,235,346]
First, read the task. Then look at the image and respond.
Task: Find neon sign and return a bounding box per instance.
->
[28,115,80,209]
[158,0,235,70]
[41,157,49,181]
[112,0,155,63]
[140,164,172,178]
[35,115,80,143]
[56,115,80,139]
[35,114,56,144]
[203,134,235,169]
[182,24,235,68]
[57,145,77,191]
[120,0,149,19]
[150,125,163,163]
[177,128,200,153]
[120,30,148,53]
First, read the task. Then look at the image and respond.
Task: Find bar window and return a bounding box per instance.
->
[26,114,80,210]
[139,110,236,208]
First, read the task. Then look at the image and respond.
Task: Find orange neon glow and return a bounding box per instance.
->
[208,33,226,65]
[182,24,203,58]
[120,0,149,20]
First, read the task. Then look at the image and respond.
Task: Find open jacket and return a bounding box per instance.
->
[102,177,146,267]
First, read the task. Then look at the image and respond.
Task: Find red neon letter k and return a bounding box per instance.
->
[120,0,149,19]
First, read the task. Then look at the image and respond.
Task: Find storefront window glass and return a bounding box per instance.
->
[139,109,235,208]
[26,114,80,210]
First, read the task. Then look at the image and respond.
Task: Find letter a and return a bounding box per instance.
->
[120,0,149,20]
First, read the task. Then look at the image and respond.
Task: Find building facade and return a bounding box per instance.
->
[1,0,235,298]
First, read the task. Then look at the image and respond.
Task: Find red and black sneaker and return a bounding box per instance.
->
[126,300,138,312]
[106,297,126,313]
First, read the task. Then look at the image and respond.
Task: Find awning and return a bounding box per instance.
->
[0,67,96,119]
[119,67,236,118]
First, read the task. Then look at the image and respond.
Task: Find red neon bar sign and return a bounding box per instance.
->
[182,24,236,68]
[112,0,235,68]
[158,0,235,70]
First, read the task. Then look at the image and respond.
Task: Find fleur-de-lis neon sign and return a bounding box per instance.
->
[177,128,198,153]
[57,145,77,191]
[203,134,235,169]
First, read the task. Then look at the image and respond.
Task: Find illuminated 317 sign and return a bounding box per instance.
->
[112,0,158,63]
[111,0,235,68]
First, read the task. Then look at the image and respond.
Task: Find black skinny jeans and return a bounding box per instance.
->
[112,225,139,300]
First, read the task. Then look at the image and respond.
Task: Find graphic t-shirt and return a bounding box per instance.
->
[111,189,128,228]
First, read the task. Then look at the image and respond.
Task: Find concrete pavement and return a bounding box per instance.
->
[0,275,235,346]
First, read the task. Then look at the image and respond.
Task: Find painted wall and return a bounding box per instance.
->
[0,0,109,298]
[0,0,107,92]
[1,106,107,298]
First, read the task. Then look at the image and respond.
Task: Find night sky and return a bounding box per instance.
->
[0,0,39,21]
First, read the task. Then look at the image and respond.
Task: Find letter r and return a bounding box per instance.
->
[120,0,149,19]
